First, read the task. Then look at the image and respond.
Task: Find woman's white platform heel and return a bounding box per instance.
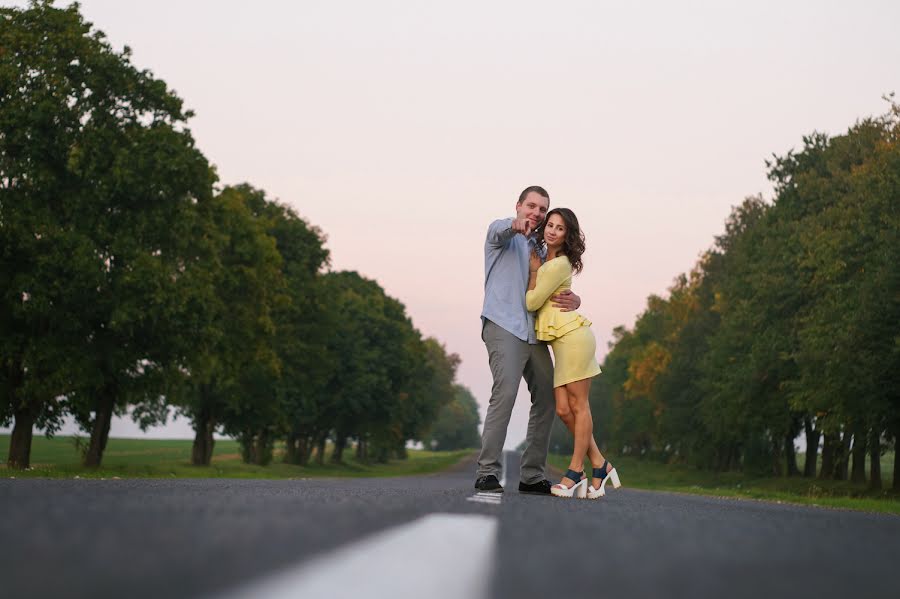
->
[587,459,621,499]
[551,469,588,498]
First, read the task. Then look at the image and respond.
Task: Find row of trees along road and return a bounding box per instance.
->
[1,1,479,469]
[572,101,899,490]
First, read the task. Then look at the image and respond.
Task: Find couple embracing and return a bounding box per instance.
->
[475,186,621,499]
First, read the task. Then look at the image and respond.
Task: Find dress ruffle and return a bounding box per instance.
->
[535,311,591,341]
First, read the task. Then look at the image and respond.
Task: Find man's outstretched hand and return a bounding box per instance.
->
[512,218,533,236]
[552,289,581,312]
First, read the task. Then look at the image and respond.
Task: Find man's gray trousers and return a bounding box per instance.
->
[477,319,555,485]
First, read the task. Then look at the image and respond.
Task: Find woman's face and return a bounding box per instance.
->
[543,213,566,250]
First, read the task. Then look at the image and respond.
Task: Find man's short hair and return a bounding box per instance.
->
[517,186,550,205]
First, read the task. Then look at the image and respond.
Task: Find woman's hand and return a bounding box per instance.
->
[529,249,542,273]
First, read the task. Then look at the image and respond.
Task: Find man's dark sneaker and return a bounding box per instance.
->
[518,479,552,495]
[474,475,504,493]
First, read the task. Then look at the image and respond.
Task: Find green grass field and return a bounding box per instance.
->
[0,435,474,480]
[548,453,899,515]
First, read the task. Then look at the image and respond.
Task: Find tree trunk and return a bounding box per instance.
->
[869,429,882,491]
[356,437,367,462]
[784,433,800,477]
[832,431,853,480]
[770,434,784,477]
[253,430,272,466]
[298,436,312,466]
[803,416,819,478]
[819,432,837,480]
[395,442,408,460]
[253,433,263,466]
[894,438,899,492]
[240,434,254,464]
[373,442,390,464]
[331,436,346,463]
[284,434,313,465]
[7,405,36,470]
[84,387,115,468]
[284,434,299,464]
[191,413,216,466]
[715,444,729,472]
[233,429,273,466]
[6,355,34,470]
[834,430,851,481]
[894,429,900,492]
[729,443,740,471]
[850,423,867,484]
[315,436,326,466]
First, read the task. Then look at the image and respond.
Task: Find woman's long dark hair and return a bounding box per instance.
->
[534,207,585,274]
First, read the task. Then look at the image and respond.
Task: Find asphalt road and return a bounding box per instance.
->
[2,452,897,599]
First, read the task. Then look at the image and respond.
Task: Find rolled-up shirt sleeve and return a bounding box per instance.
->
[525,259,569,311]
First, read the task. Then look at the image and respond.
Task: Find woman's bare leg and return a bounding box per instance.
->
[565,378,593,481]
[554,387,576,486]
[556,384,605,480]
[568,390,614,489]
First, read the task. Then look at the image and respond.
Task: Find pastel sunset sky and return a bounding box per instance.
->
[6,0,899,447]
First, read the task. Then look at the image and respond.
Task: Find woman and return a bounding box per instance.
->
[525,208,621,499]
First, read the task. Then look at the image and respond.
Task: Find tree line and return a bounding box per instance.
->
[563,101,899,490]
[1,1,479,470]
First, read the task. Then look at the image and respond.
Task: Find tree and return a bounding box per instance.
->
[174,185,284,466]
[316,271,447,464]
[600,102,900,485]
[1,1,215,467]
[599,324,656,457]
[428,385,481,451]
[398,338,460,456]
[789,113,900,488]
[698,195,800,474]
[236,185,329,466]
[246,190,332,467]
[653,255,721,466]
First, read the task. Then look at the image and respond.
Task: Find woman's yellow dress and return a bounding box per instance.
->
[525,255,601,388]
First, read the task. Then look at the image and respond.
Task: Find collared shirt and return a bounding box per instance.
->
[480,217,543,344]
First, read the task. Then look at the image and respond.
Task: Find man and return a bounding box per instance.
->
[476,186,581,494]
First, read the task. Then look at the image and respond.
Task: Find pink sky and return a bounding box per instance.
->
[5,1,899,448]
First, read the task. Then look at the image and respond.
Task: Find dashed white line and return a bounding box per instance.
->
[467,491,502,505]
[218,513,498,599]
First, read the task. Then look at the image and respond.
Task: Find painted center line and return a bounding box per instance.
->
[467,491,503,505]
[217,513,498,599]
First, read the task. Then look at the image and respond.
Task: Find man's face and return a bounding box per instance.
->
[515,192,549,230]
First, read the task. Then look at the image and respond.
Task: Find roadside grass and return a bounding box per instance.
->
[0,435,474,480]
[548,452,899,515]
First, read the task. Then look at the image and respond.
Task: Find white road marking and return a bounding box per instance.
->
[473,492,502,499]
[467,491,502,505]
[218,513,498,599]
[467,498,501,505]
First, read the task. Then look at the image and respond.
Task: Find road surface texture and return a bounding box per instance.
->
[2,452,897,599]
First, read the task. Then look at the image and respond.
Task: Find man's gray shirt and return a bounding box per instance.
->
[481,217,542,344]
